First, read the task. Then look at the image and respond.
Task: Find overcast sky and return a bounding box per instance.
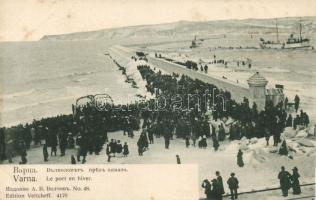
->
[0,0,315,41]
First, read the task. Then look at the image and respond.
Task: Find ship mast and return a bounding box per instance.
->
[275,18,279,43]
[299,17,302,42]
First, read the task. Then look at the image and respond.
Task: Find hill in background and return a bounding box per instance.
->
[41,16,316,41]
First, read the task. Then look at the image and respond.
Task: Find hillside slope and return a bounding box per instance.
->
[41,16,316,41]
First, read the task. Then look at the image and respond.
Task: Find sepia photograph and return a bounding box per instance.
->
[0,0,316,199]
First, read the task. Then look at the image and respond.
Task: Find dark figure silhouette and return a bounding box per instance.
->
[237,149,244,167]
[185,137,190,148]
[123,142,129,157]
[279,140,288,156]
[216,171,225,200]
[278,166,291,197]
[43,144,49,162]
[227,173,239,200]
[71,155,76,164]
[201,179,212,200]
[291,167,301,195]
[176,155,181,164]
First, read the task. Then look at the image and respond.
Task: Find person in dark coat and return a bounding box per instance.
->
[176,155,181,164]
[279,140,288,156]
[148,125,154,144]
[210,179,219,200]
[213,136,219,151]
[218,125,225,141]
[71,155,76,164]
[191,133,197,147]
[264,129,270,146]
[137,138,144,156]
[201,179,212,200]
[123,142,129,157]
[202,135,207,148]
[67,133,75,149]
[294,95,300,112]
[216,171,225,200]
[5,139,14,163]
[116,140,123,154]
[122,116,128,135]
[48,131,58,156]
[163,122,172,149]
[185,136,190,148]
[0,128,6,160]
[109,139,116,156]
[143,131,149,150]
[128,122,134,138]
[227,173,239,200]
[79,133,88,164]
[18,139,27,164]
[43,144,49,162]
[291,167,301,195]
[286,114,293,127]
[278,166,291,197]
[59,130,68,156]
[106,143,111,162]
[237,149,244,167]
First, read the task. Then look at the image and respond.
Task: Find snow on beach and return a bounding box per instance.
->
[2,126,315,199]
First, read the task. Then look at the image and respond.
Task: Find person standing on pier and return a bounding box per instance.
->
[212,135,219,151]
[185,136,190,148]
[201,179,212,200]
[123,142,129,157]
[216,171,225,200]
[291,167,301,195]
[43,144,48,162]
[278,166,291,197]
[227,173,239,200]
[49,131,58,156]
[59,129,67,156]
[18,139,27,164]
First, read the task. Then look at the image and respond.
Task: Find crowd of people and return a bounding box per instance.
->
[0,104,141,164]
[0,60,310,198]
[0,64,311,164]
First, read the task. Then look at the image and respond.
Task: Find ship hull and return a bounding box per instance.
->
[260,43,284,49]
[283,41,311,49]
[260,41,312,49]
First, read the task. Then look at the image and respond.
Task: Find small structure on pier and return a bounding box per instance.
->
[247,72,268,111]
[247,72,285,111]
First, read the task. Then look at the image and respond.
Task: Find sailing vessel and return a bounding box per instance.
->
[260,18,312,49]
[259,18,283,49]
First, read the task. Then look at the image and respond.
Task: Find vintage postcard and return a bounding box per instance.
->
[0,0,315,199]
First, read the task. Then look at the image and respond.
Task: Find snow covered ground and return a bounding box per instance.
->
[2,127,315,199]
